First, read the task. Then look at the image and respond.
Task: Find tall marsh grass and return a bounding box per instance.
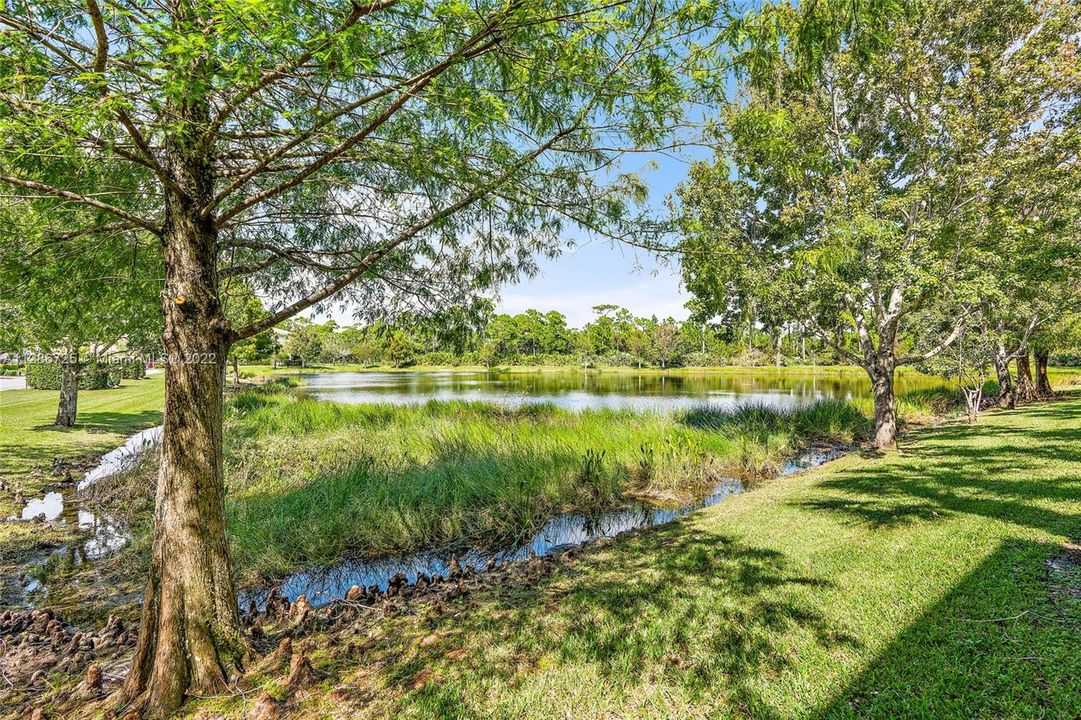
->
[220,383,907,583]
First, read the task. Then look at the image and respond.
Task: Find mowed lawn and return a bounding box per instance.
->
[0,374,164,488]
[193,394,1081,720]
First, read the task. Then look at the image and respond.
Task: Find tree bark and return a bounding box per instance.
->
[992,345,1015,409]
[121,49,246,716]
[1015,352,1036,404]
[54,356,80,427]
[868,355,897,449]
[122,212,244,717]
[963,385,983,423]
[1034,349,1052,396]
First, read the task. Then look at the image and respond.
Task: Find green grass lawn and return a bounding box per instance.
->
[186,393,1080,720]
[0,374,164,492]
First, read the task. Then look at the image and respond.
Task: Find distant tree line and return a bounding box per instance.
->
[269,300,1073,371]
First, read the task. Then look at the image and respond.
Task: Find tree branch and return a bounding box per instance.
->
[0,174,161,236]
[898,306,974,365]
[1003,314,1042,361]
[84,0,172,189]
[207,3,519,220]
[232,124,572,341]
[808,318,863,365]
[200,0,401,150]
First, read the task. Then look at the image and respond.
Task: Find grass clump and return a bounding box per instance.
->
[221,387,877,583]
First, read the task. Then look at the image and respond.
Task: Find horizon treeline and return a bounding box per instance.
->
[259,303,1081,371]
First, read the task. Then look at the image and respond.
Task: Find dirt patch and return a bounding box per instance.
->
[1046,541,1081,617]
[0,608,136,716]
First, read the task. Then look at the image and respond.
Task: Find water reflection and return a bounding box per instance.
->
[12,428,156,603]
[248,448,842,609]
[298,370,940,412]
[12,491,65,521]
[78,425,162,490]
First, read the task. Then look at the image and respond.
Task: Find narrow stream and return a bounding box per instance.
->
[12,424,843,611]
[10,426,162,599]
[248,448,843,609]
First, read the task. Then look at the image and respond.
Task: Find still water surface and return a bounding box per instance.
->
[299,369,942,412]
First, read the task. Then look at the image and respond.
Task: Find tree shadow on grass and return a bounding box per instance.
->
[814,538,1081,719]
[390,524,861,719]
[795,405,1081,535]
[26,409,161,437]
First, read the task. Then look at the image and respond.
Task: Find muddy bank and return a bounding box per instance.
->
[3,528,610,718]
[2,428,161,611]
[0,607,135,714]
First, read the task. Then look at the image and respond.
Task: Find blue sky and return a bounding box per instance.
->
[495,148,699,327]
[307,145,708,329]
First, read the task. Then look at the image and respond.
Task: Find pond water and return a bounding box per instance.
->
[247,447,843,608]
[299,369,942,412]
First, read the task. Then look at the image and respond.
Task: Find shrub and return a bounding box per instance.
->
[26,361,119,390]
[1050,350,1081,367]
[683,351,725,368]
[117,358,147,379]
[596,352,638,368]
[413,351,460,367]
[726,348,773,367]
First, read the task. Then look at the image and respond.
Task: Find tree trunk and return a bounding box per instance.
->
[232,355,240,386]
[54,357,80,427]
[1035,350,1052,395]
[963,386,983,423]
[1015,352,1036,404]
[992,346,1014,409]
[868,356,897,449]
[121,76,245,718]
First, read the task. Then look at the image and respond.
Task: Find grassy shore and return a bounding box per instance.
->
[0,374,164,487]
[187,393,1081,720]
[5,370,1061,591]
[0,376,163,611]
[217,386,876,583]
[3,371,1080,718]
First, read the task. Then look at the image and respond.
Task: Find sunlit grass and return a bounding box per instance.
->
[215,382,969,583]
[186,392,1081,720]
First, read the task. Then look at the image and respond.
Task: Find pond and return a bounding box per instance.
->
[297,368,943,412]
